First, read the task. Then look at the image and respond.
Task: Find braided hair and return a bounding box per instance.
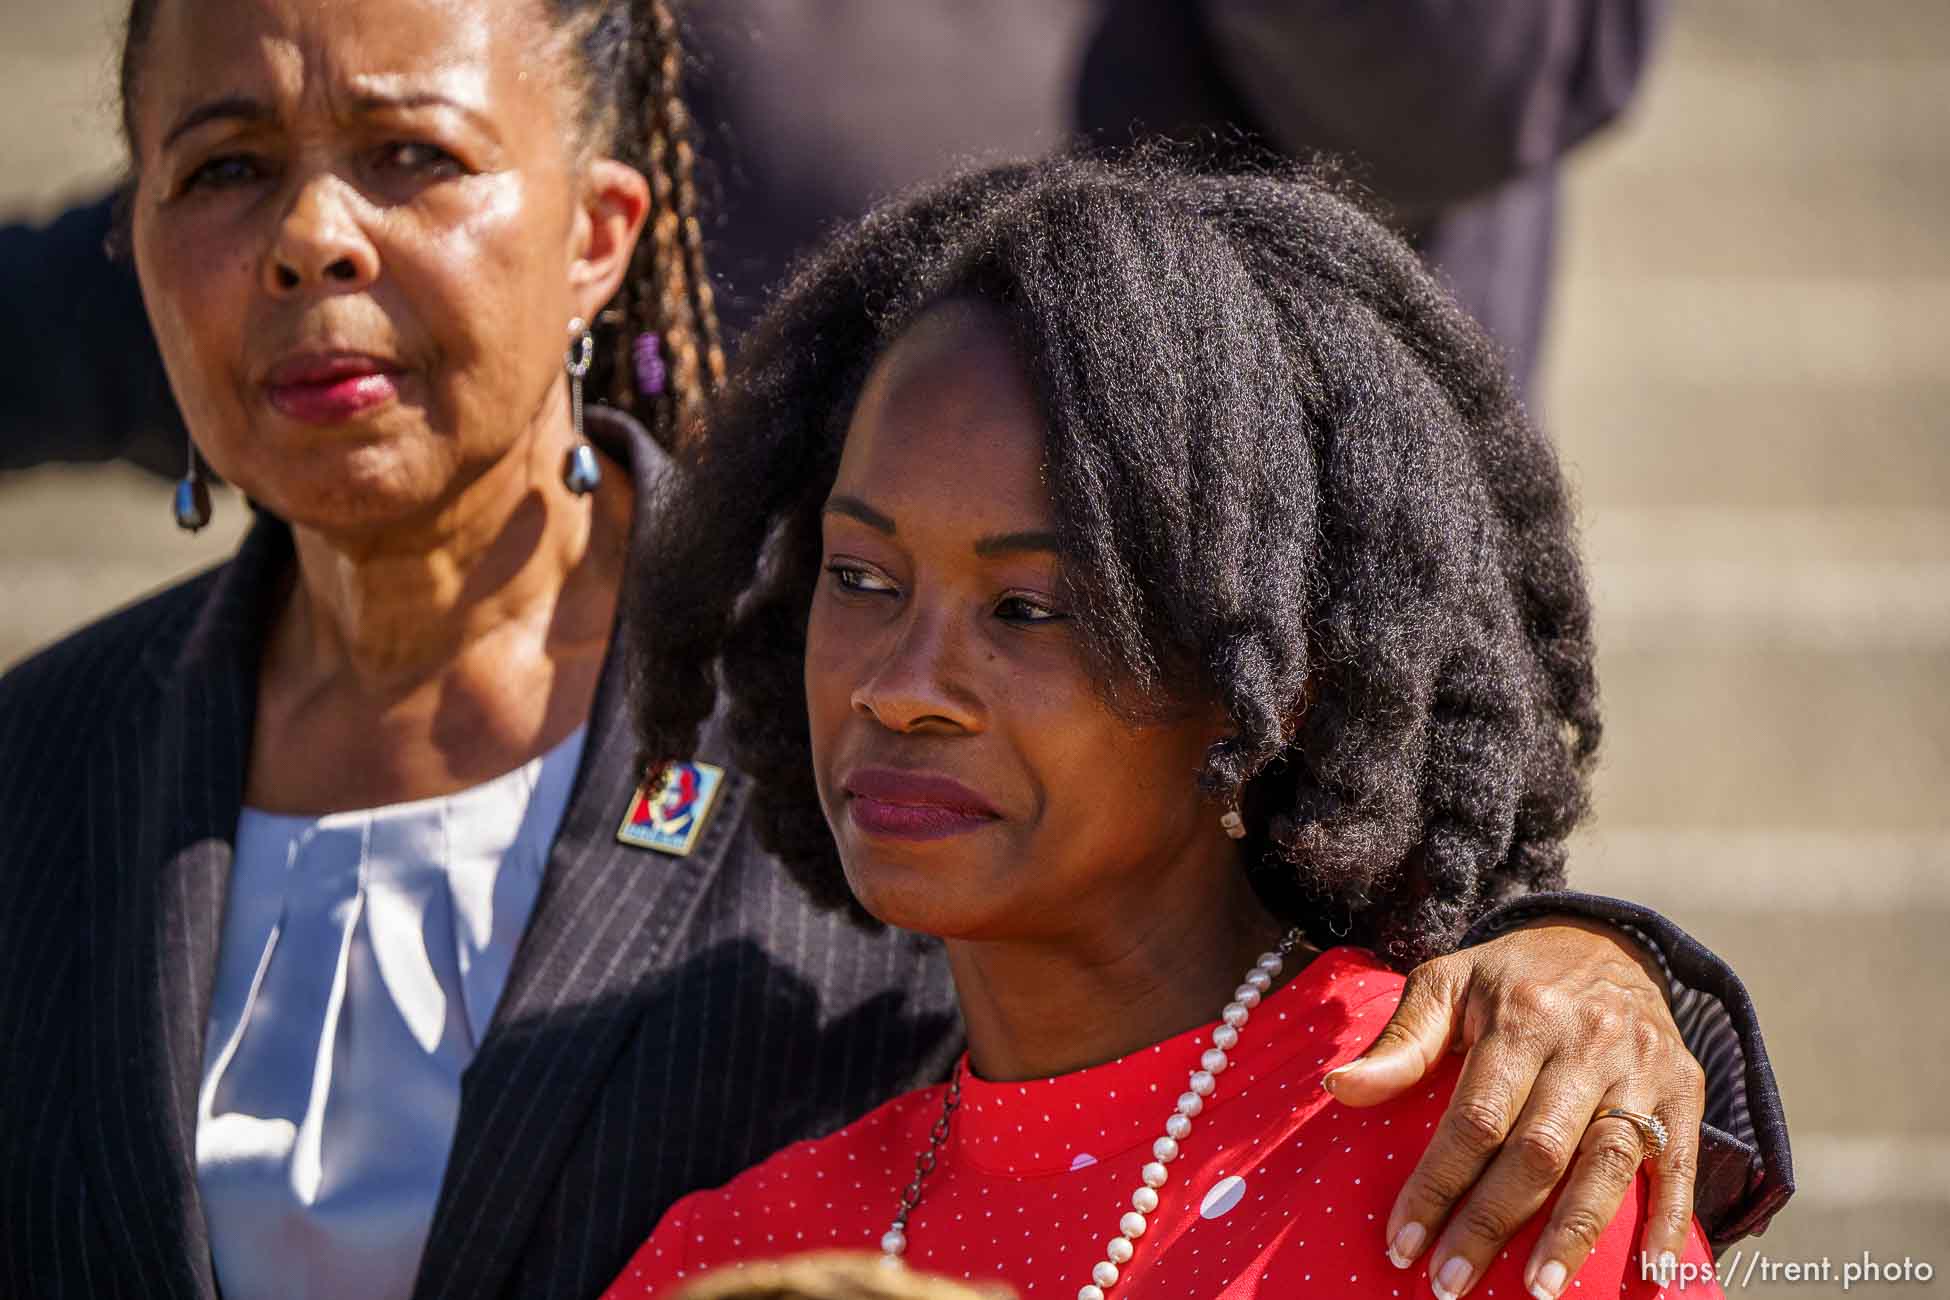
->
[553,0,725,440]
[628,154,1600,970]
[117,0,722,446]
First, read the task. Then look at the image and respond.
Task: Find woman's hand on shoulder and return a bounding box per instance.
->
[1324,918,1703,1299]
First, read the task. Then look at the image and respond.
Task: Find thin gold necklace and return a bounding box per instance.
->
[880,927,1308,1299]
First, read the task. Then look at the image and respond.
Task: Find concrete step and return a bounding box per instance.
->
[1572,828,1950,914]
[0,461,247,559]
[1581,507,1950,652]
[4,0,123,58]
[1564,165,1950,280]
[1583,507,1950,567]
[0,464,248,669]
[0,55,121,214]
[1548,383,1950,511]
[1547,273,1950,388]
[1675,0,1950,64]
[1591,645,1950,831]
[1609,56,1949,174]
[1591,559,1950,653]
[0,0,123,214]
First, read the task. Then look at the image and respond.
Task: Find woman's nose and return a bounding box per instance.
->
[263,175,380,297]
[849,612,982,736]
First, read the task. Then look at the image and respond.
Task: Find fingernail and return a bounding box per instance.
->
[1323,1062,1360,1093]
[1433,1256,1472,1300]
[1529,1259,1566,1300]
[1658,1250,1678,1284]
[1387,1222,1425,1268]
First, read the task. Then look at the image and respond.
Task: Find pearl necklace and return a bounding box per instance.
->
[881,929,1306,1299]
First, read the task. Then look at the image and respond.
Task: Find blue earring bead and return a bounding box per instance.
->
[562,316,599,495]
[563,443,602,495]
[173,475,212,532]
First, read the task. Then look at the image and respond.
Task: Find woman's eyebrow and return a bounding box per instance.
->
[162,86,498,154]
[163,96,270,150]
[348,83,501,139]
[972,530,1058,557]
[823,494,897,535]
[824,496,1055,555]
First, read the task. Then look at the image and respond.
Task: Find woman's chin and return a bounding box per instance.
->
[234,438,467,534]
[840,854,1007,942]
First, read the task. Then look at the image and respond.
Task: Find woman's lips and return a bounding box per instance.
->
[843,768,1001,842]
[264,354,403,424]
[849,799,997,840]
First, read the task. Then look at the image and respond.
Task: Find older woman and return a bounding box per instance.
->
[0,4,1782,1300]
[607,156,1764,1299]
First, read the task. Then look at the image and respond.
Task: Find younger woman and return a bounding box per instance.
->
[604,156,1733,1300]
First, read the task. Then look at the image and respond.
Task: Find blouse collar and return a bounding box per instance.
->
[950,945,1389,1178]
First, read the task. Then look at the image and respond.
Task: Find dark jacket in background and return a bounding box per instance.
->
[1,0,1662,470]
[687,0,1664,387]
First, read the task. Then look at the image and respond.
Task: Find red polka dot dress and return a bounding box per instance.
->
[603,946,1721,1299]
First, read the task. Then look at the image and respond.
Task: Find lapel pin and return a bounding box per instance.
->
[617,759,727,857]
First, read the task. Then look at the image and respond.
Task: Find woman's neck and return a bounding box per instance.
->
[247,402,630,812]
[944,863,1299,1084]
[284,430,605,687]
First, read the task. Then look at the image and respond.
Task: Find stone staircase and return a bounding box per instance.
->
[1549,2,1950,1289]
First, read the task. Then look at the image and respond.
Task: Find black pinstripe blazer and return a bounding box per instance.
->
[0,408,1786,1299]
[0,410,961,1299]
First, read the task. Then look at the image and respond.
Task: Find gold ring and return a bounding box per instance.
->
[1596,1107,1669,1160]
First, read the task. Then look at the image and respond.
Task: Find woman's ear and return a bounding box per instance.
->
[567,158,651,324]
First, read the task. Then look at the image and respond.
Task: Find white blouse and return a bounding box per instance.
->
[196,725,587,1300]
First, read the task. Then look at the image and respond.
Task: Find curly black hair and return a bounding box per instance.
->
[629,153,1599,969]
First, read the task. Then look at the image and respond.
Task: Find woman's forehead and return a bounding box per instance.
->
[135,0,558,138]
[837,300,1055,528]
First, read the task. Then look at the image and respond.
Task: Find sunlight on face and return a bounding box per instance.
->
[126,0,592,534]
[805,298,1236,945]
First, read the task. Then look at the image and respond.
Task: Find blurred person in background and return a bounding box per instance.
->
[0,0,1784,1298]
[1,0,1662,472]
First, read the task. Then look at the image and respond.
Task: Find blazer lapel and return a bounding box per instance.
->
[413,409,745,1300]
[76,520,290,1300]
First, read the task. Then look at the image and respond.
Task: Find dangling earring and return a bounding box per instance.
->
[561,316,601,495]
[172,428,211,532]
[1220,800,1246,840]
